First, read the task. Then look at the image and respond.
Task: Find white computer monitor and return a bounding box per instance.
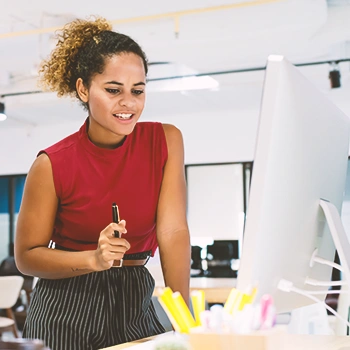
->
[236,55,350,314]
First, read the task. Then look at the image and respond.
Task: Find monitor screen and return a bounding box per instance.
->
[236,55,350,314]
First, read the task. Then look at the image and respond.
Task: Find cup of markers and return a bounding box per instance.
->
[220,288,277,333]
[158,287,283,350]
[158,286,276,334]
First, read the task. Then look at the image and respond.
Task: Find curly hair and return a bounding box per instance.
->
[38,16,148,110]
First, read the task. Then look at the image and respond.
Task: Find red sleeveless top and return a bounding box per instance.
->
[39,119,168,256]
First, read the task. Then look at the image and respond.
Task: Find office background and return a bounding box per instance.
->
[1,0,350,263]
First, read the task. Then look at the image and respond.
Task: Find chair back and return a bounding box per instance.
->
[0,276,24,309]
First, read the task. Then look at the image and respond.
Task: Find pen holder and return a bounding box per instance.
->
[188,326,286,350]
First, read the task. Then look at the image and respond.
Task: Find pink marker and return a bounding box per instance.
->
[260,294,274,327]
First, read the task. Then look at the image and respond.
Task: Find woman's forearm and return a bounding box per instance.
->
[158,230,191,305]
[16,247,97,279]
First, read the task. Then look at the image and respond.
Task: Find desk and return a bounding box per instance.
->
[147,264,236,304]
[101,266,350,349]
[101,334,160,350]
[101,332,350,350]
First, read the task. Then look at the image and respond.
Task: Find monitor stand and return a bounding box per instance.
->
[319,199,350,287]
[287,199,350,335]
[319,199,350,335]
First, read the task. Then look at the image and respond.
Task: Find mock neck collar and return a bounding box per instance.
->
[79,118,132,159]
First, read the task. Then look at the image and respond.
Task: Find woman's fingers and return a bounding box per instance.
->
[102,250,125,261]
[110,221,127,235]
[110,240,131,251]
[99,238,130,252]
[107,222,130,250]
[99,222,131,251]
[95,220,131,270]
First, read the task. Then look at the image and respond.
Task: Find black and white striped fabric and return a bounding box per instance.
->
[23,266,165,350]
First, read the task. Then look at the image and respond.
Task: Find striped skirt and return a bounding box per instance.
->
[22,266,165,350]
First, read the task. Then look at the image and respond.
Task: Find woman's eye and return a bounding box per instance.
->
[132,90,144,96]
[105,88,120,94]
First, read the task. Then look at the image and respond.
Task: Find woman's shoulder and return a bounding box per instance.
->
[136,122,183,153]
[161,123,182,136]
[160,123,183,151]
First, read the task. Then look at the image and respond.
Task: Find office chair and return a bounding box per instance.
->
[0,276,24,339]
[0,257,35,332]
[0,257,34,307]
[204,240,239,278]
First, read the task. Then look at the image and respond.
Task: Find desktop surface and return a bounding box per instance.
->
[100,332,350,350]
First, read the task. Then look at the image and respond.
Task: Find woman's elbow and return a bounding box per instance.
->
[14,245,32,276]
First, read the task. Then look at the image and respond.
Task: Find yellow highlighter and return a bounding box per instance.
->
[191,290,206,326]
[224,288,243,315]
[158,294,181,333]
[172,291,197,331]
[238,286,259,311]
[238,293,251,311]
[247,286,258,304]
[158,287,189,333]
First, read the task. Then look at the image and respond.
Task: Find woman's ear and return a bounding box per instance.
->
[76,78,89,103]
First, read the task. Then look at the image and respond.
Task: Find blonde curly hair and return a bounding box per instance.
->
[38,16,148,109]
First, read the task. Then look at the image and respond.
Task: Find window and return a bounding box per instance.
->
[0,175,26,261]
[186,162,252,248]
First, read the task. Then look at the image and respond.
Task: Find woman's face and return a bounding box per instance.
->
[78,52,146,148]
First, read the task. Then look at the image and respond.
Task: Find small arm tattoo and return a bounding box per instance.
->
[71,267,89,272]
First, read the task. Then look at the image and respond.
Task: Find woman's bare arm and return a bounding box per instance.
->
[157,124,191,305]
[15,153,129,279]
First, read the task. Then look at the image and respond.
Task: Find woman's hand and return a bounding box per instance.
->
[93,220,130,271]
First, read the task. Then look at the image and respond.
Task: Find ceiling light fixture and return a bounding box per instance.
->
[329,61,341,89]
[147,62,219,92]
[0,102,7,121]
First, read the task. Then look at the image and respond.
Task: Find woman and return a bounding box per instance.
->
[15,16,191,350]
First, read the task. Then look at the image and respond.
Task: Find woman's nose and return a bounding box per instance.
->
[119,93,136,108]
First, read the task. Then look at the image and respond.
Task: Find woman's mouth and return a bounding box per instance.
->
[113,113,133,120]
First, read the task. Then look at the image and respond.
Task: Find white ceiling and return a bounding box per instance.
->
[1,0,350,129]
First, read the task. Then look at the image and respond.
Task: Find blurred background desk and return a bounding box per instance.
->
[146,264,236,304]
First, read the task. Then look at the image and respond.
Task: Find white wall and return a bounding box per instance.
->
[0,109,259,175]
[0,120,82,175]
[159,109,259,165]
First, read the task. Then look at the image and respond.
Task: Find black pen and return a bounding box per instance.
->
[112,202,120,238]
